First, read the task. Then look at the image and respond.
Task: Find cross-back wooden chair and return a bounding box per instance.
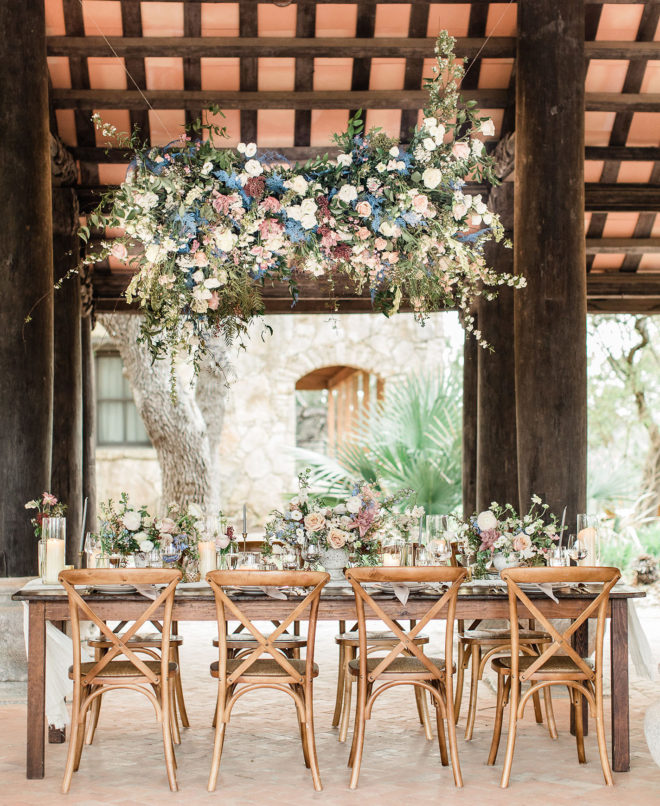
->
[206,569,329,793]
[333,620,432,742]
[85,617,188,745]
[345,565,467,790]
[59,568,182,793]
[488,566,621,788]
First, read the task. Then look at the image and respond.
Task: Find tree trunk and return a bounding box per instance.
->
[99,314,227,513]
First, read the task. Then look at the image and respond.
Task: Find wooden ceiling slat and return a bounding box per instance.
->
[293,2,316,148]
[586,237,660,254]
[239,0,258,144]
[183,1,202,127]
[584,1,605,273]
[119,1,151,144]
[61,0,98,186]
[621,163,660,271]
[49,37,659,60]
[349,4,377,120]
[51,87,512,109]
[399,2,430,142]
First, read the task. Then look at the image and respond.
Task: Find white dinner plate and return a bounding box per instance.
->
[92,584,137,594]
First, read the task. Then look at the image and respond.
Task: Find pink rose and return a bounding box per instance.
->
[452,141,471,160]
[110,242,128,261]
[194,251,209,266]
[208,291,220,310]
[512,534,532,553]
[411,194,429,214]
[327,528,348,549]
[42,492,58,506]
[374,237,387,251]
[260,196,281,213]
[304,512,326,532]
[356,227,370,240]
[355,200,372,218]
[156,517,176,534]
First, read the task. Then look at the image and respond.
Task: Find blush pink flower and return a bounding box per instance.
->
[411,194,429,214]
[478,528,500,551]
[512,534,532,553]
[356,227,370,240]
[207,291,220,310]
[110,242,128,261]
[356,200,372,218]
[260,196,281,213]
[452,141,471,160]
[374,237,387,251]
[42,492,58,506]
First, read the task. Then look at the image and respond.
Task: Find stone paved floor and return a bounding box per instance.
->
[1,603,659,806]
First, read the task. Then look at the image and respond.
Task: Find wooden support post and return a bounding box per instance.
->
[0,0,54,576]
[462,320,478,518]
[477,182,518,511]
[514,0,587,524]
[81,309,98,535]
[51,176,83,566]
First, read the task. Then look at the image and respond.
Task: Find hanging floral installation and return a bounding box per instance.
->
[82,32,524,368]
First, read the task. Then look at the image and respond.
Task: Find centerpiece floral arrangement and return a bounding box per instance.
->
[457,496,561,578]
[25,492,67,539]
[82,32,523,373]
[98,494,151,559]
[262,469,412,566]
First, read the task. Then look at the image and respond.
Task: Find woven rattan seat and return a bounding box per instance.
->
[211,657,319,680]
[348,656,447,677]
[88,633,183,648]
[69,660,177,680]
[492,654,594,678]
[213,633,307,649]
[461,628,549,644]
[336,630,430,646]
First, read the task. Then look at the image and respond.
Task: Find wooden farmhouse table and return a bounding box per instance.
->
[13,583,644,780]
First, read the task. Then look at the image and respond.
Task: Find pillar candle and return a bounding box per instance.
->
[198,540,216,581]
[382,552,401,567]
[45,539,66,584]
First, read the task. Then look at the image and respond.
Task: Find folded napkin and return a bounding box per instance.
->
[391,583,411,605]
[134,584,159,600]
[260,586,288,600]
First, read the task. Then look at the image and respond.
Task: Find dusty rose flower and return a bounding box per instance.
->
[327,528,348,549]
[156,517,176,534]
[478,528,500,551]
[42,492,58,506]
[304,512,326,532]
[110,242,128,261]
[356,200,372,217]
[412,194,429,214]
[208,291,220,310]
[512,533,532,553]
[260,196,281,213]
[452,141,471,160]
[374,237,387,251]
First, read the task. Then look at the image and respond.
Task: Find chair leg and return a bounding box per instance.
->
[348,675,368,790]
[161,682,178,792]
[574,690,586,764]
[73,686,92,772]
[294,685,311,768]
[339,648,354,743]
[61,706,81,793]
[332,642,346,728]
[543,686,558,739]
[594,691,614,786]
[434,689,449,766]
[532,688,543,724]
[172,643,190,729]
[465,644,480,740]
[304,685,323,792]
[488,672,505,766]
[454,641,466,724]
[414,684,433,741]
[207,720,226,792]
[169,679,181,745]
[500,678,518,789]
[84,688,102,745]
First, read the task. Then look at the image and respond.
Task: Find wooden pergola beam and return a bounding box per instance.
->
[68,144,660,165]
[586,238,660,254]
[46,36,660,61]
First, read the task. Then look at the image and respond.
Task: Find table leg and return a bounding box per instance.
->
[570,619,589,736]
[610,598,630,772]
[27,602,46,779]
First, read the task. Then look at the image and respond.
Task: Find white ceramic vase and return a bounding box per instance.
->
[492,552,519,573]
[318,547,349,587]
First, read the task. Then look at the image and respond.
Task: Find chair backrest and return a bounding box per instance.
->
[500,566,621,683]
[345,566,467,683]
[206,570,329,685]
[59,568,181,686]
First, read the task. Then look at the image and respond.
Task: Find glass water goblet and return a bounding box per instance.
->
[280,548,298,570]
[84,532,102,569]
[566,533,588,564]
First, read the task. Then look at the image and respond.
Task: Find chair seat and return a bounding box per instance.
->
[492,654,594,679]
[336,631,429,647]
[88,632,183,649]
[210,657,319,680]
[69,660,177,680]
[348,656,447,678]
[460,628,549,645]
[213,633,307,649]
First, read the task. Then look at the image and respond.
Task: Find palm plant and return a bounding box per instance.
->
[295,371,462,514]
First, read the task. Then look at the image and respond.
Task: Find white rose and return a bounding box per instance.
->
[376,162,386,173]
[476,511,498,532]
[472,139,484,155]
[215,229,237,252]
[290,509,303,521]
[480,119,495,137]
[139,539,154,553]
[333,504,347,515]
[188,502,203,518]
[192,269,205,284]
[337,184,358,203]
[423,116,437,129]
[216,534,230,550]
[122,511,142,532]
[145,243,162,263]
[237,142,246,154]
[201,161,213,175]
[244,142,257,158]
[422,167,442,190]
[289,175,308,195]
[379,220,397,238]
[345,496,362,514]
[423,138,436,152]
[244,159,263,177]
[337,153,353,167]
[300,198,317,215]
[300,213,317,230]
[389,146,400,157]
[204,277,221,289]
[453,201,468,220]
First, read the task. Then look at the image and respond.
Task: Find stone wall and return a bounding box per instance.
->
[97,312,451,529]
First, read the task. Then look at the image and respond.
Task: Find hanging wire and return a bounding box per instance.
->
[462,0,516,82]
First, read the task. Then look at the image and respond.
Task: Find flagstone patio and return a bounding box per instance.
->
[1,599,659,806]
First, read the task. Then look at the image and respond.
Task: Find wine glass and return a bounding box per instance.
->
[280,548,299,570]
[429,536,452,565]
[302,540,319,566]
[84,532,102,569]
[566,534,588,563]
[161,540,182,566]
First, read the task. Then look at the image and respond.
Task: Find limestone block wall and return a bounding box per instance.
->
[97,312,449,529]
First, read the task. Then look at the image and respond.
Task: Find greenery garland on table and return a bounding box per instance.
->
[83,31,524,370]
